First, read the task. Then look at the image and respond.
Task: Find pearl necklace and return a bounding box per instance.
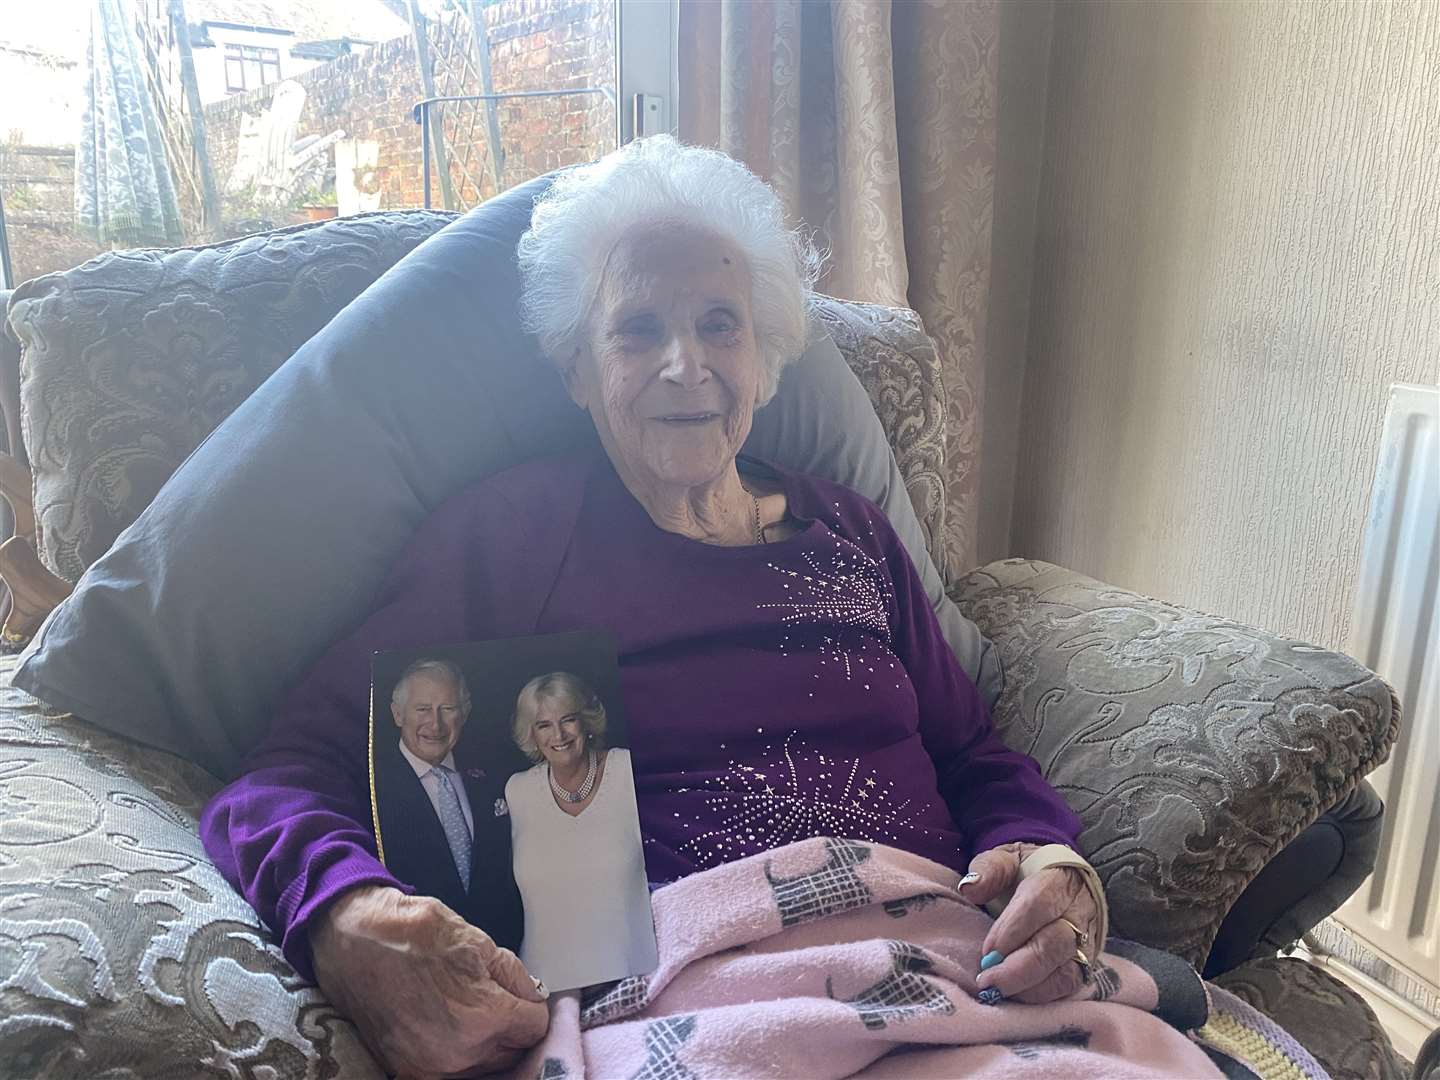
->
[549,749,598,803]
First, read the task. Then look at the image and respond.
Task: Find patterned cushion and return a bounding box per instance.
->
[1215,957,1408,1080]
[5,210,458,583]
[0,654,381,1078]
[953,558,1399,969]
[816,298,949,580]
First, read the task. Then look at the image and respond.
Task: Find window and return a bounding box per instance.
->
[0,0,680,282]
[224,44,282,93]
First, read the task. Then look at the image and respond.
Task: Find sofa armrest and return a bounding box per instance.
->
[0,660,381,1077]
[952,559,1398,968]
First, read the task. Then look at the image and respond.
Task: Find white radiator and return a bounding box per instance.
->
[1322,383,1439,1057]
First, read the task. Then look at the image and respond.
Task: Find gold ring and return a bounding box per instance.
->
[1074,946,1093,983]
[1059,917,1089,947]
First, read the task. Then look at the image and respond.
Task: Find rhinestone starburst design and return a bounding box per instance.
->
[675,732,940,868]
[758,534,893,680]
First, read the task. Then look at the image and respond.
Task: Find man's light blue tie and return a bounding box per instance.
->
[430,765,471,892]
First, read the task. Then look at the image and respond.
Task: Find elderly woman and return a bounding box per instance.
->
[200,136,1102,1078]
[504,672,655,991]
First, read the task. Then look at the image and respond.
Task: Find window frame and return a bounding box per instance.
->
[223,42,282,94]
[616,0,678,144]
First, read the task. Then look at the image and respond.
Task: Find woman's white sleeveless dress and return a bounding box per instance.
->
[505,748,658,990]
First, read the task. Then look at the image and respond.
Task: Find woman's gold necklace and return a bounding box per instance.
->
[751,493,766,544]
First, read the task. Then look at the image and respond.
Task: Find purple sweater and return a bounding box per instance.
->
[200,451,1080,978]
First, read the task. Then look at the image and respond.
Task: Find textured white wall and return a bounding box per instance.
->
[1010,0,1440,651]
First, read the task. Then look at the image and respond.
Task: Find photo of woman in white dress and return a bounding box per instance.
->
[505,671,657,991]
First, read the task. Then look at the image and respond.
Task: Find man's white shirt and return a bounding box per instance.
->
[398,739,475,839]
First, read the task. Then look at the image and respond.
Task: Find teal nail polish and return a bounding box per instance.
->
[958,872,981,887]
[977,987,1004,1006]
[980,950,1004,971]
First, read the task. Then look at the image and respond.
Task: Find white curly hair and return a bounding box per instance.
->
[516,135,822,404]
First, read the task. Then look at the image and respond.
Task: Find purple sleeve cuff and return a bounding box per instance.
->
[967,823,1080,859]
[276,849,412,982]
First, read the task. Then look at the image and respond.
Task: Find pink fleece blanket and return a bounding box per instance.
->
[512,837,1324,1079]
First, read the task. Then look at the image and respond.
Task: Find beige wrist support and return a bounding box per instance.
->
[982,844,1109,949]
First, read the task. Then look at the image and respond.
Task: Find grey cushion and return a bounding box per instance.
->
[5,210,456,584]
[953,558,1397,968]
[13,178,994,779]
[1214,957,1408,1080]
[0,655,382,1078]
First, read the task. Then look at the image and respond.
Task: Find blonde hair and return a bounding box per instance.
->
[511,671,608,763]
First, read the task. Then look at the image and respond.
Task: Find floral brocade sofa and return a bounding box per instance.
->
[0,209,1407,1079]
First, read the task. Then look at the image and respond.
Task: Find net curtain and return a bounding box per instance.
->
[76,0,185,247]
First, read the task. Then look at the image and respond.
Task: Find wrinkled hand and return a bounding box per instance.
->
[310,885,549,1078]
[958,842,1103,1005]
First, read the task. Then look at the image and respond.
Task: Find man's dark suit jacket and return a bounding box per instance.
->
[374,738,524,951]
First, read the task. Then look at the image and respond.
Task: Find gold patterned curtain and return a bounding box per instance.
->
[680,0,997,575]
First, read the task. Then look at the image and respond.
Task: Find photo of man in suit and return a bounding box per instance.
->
[373,658,524,951]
